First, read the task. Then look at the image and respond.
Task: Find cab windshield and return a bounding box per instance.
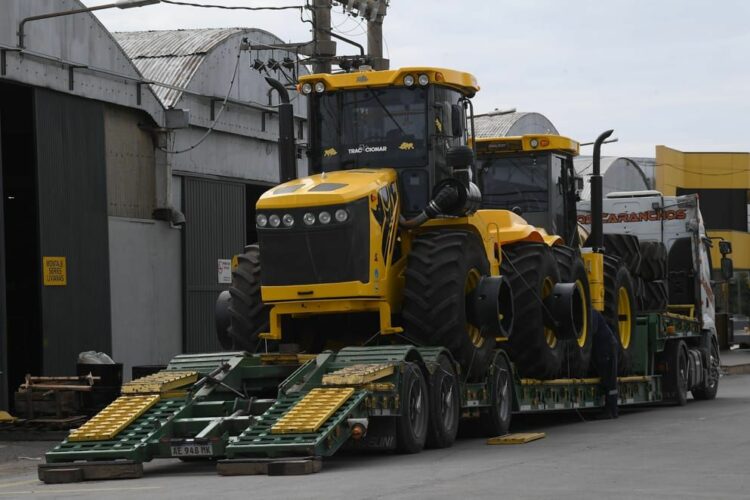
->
[478,155,550,213]
[311,87,427,171]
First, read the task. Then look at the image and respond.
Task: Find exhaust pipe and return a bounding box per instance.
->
[590,129,614,251]
[266,77,297,183]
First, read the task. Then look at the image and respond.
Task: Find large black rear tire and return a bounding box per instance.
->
[226,245,269,351]
[603,256,636,375]
[500,243,563,379]
[602,234,642,275]
[639,241,667,281]
[552,246,593,378]
[403,231,496,380]
[641,280,668,312]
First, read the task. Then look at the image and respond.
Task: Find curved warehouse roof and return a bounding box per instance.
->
[114,28,295,108]
[574,157,651,200]
[474,111,558,138]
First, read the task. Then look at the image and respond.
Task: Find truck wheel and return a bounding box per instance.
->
[692,337,720,400]
[480,354,513,437]
[396,363,429,454]
[664,340,688,406]
[602,234,642,275]
[552,246,593,378]
[227,245,269,351]
[500,243,563,379]
[604,256,636,375]
[638,241,667,281]
[426,355,460,449]
[403,231,495,380]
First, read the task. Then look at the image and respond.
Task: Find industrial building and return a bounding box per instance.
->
[0,0,306,408]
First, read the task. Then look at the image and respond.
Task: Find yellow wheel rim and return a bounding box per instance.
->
[575,280,589,348]
[465,268,484,348]
[542,277,556,349]
[618,286,632,349]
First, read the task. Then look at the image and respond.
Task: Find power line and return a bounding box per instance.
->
[161,0,304,11]
[654,162,750,176]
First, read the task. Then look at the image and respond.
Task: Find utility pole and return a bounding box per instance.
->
[312,0,335,74]
[366,1,389,70]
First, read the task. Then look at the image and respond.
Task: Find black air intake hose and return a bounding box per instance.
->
[399,179,481,229]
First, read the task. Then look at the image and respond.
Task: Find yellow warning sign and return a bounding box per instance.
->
[43,257,67,286]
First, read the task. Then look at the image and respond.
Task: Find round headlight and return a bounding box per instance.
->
[269,214,281,228]
[314,81,326,93]
[282,213,295,227]
[301,82,313,95]
[303,212,316,225]
[403,74,415,87]
[319,211,332,224]
[418,74,429,86]
[529,138,539,148]
[256,214,268,227]
[334,209,349,223]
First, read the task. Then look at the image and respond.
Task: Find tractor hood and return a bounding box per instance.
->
[257,169,398,209]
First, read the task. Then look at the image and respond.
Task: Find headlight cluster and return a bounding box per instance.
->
[257,208,349,228]
[403,73,430,88]
[300,81,326,95]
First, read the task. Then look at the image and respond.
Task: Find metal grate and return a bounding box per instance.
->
[271,387,354,434]
[68,395,160,442]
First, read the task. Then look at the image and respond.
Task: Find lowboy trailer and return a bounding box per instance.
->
[39,311,712,482]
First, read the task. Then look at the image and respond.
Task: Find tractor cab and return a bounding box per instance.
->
[301,67,480,215]
[475,135,582,245]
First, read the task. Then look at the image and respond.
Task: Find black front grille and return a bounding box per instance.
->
[258,198,370,286]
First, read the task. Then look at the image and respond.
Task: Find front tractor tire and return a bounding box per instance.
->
[226,245,270,351]
[403,231,496,380]
[500,243,563,379]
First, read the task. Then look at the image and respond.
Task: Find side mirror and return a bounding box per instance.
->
[451,104,464,137]
[719,240,732,256]
[721,257,734,280]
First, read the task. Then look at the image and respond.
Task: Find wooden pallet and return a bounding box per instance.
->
[486,432,546,445]
[217,456,322,476]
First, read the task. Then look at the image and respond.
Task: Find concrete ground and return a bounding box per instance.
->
[2,374,749,500]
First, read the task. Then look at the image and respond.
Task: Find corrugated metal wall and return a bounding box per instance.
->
[104,106,155,219]
[183,176,245,352]
[35,89,112,375]
[0,108,7,408]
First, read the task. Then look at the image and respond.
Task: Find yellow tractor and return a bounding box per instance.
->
[220,67,632,382]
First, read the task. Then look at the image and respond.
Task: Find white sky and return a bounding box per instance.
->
[85,0,750,157]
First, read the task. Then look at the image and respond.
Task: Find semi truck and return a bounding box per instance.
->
[40,67,719,482]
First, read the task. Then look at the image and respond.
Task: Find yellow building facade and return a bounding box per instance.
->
[655,146,750,270]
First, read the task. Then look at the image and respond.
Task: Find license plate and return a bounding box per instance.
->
[170,443,213,457]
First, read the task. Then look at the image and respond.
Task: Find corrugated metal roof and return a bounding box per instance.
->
[474,111,558,138]
[114,28,253,107]
[574,157,650,200]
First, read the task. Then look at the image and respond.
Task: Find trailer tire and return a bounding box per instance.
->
[426,355,460,449]
[396,362,429,454]
[552,246,593,378]
[663,340,689,406]
[692,336,720,400]
[480,354,513,437]
[604,256,637,375]
[403,231,495,380]
[226,245,270,351]
[500,243,563,379]
[638,241,667,281]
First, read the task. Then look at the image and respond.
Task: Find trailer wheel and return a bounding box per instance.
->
[604,256,636,375]
[664,340,689,406]
[396,362,429,454]
[426,355,460,449]
[403,231,495,380]
[692,337,720,400]
[500,243,563,379]
[552,246,593,378]
[226,245,270,351]
[480,354,513,437]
